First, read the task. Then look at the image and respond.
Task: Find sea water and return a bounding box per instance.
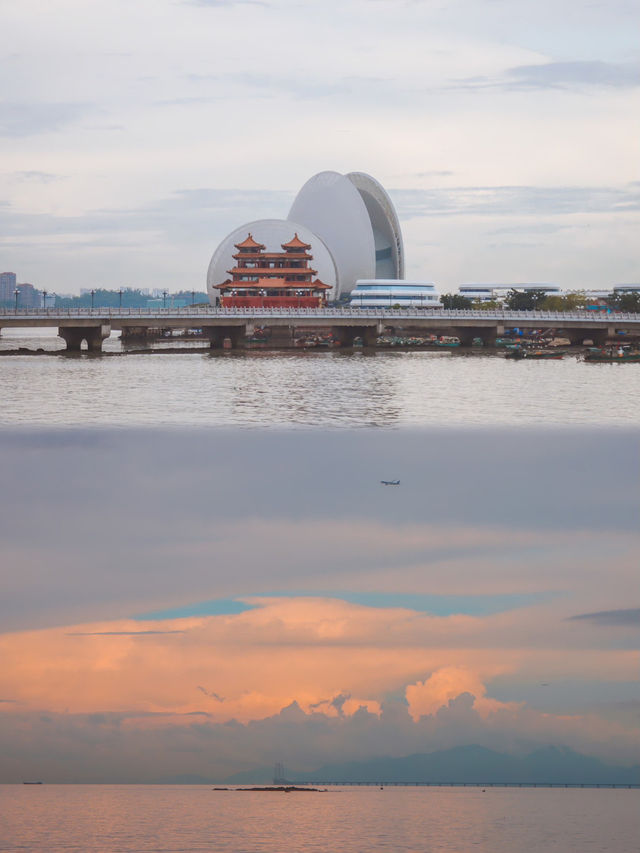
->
[1,341,639,427]
[1,785,638,853]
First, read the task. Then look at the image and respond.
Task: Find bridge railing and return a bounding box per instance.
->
[1,307,639,322]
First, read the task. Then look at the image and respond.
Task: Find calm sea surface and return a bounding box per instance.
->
[1,330,639,427]
[2,785,638,853]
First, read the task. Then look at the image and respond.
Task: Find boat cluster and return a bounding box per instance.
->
[376,334,461,348]
[293,332,338,347]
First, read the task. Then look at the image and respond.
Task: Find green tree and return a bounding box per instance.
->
[505,289,549,310]
[540,295,565,311]
[440,293,472,309]
[605,291,640,312]
[174,290,208,305]
[473,299,501,311]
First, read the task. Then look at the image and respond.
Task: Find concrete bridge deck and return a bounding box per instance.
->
[2,306,639,351]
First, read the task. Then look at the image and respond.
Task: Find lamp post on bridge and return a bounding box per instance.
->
[118,288,124,309]
[14,288,19,313]
[90,289,96,310]
[42,290,47,311]
[191,290,195,306]
[162,290,168,309]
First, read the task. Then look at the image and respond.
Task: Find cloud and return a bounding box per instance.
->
[0,187,291,248]
[12,171,65,183]
[452,61,640,93]
[187,0,269,6]
[0,427,637,778]
[390,184,640,220]
[505,61,640,91]
[1,596,637,723]
[197,686,226,701]
[0,427,638,632]
[569,608,640,627]
[406,667,519,719]
[0,102,92,138]
[1,669,638,782]
[66,630,187,636]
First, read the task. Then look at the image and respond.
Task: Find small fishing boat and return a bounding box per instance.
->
[584,347,640,363]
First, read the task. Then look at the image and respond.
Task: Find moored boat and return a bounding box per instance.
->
[434,336,461,348]
[584,347,640,363]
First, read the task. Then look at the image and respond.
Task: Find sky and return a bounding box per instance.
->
[1,427,638,782]
[1,0,639,295]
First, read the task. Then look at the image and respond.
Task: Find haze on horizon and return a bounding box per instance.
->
[1,0,639,296]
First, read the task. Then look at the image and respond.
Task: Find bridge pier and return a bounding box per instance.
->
[565,328,611,346]
[58,324,111,353]
[206,325,247,349]
[452,326,498,347]
[120,325,157,343]
[332,323,382,347]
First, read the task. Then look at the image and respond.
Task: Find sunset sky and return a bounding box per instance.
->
[1,428,638,782]
[2,0,639,294]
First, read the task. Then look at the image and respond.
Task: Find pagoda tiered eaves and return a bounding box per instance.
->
[215,232,331,308]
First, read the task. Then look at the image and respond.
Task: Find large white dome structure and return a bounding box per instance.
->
[206,170,404,303]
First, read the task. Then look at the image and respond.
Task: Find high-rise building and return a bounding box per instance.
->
[17,283,40,308]
[0,271,17,304]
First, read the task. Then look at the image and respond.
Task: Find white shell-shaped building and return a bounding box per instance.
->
[207,171,404,303]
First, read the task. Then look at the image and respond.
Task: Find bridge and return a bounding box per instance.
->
[2,306,639,351]
[303,780,639,789]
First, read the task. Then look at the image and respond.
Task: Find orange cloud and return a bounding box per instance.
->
[0,596,636,726]
[406,666,519,720]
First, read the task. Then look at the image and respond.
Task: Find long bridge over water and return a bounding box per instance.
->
[2,306,640,351]
[300,781,639,789]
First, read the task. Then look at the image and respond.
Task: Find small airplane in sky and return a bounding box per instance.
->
[380,480,400,486]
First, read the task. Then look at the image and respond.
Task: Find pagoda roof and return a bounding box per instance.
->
[281,233,311,249]
[232,251,313,260]
[234,233,265,250]
[218,277,331,290]
[227,266,317,276]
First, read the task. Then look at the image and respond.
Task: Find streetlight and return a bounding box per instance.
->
[14,288,19,313]
[90,289,96,310]
[191,290,196,306]
[42,290,48,311]
[118,288,124,309]
[162,290,168,309]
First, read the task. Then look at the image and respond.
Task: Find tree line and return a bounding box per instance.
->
[49,289,209,309]
[440,289,640,312]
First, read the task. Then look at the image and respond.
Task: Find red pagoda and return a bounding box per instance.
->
[215,233,331,308]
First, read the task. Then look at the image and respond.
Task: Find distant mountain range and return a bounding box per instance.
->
[220,745,639,786]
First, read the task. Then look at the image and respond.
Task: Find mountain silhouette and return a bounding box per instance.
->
[222,745,639,786]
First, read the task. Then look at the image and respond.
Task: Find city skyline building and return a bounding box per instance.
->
[16,283,40,309]
[0,271,17,304]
